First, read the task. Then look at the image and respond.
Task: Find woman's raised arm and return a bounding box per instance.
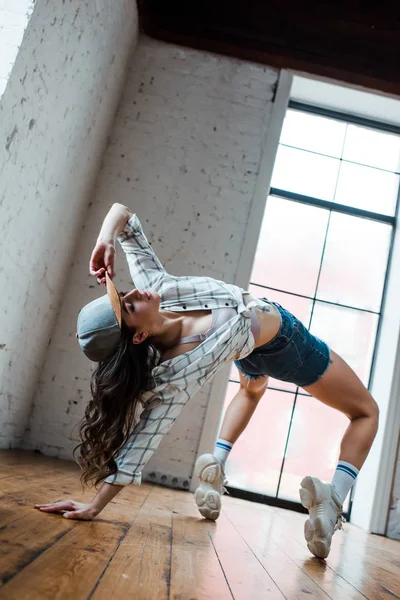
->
[89,203,132,284]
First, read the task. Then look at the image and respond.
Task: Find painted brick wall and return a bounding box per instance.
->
[26,36,280,486]
[0,0,138,447]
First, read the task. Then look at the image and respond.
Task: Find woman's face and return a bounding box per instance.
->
[119,288,161,342]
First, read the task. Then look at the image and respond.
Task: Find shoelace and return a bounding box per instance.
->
[222,477,229,496]
[334,509,346,532]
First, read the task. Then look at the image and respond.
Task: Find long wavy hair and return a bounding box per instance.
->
[73,321,158,488]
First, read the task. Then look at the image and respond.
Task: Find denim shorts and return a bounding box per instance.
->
[234,300,332,388]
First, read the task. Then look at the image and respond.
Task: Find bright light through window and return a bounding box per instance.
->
[0,0,35,97]
[223,106,400,509]
[272,109,400,216]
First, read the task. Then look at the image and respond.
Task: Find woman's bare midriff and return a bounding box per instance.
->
[160,295,281,363]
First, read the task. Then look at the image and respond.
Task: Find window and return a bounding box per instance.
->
[0,0,35,97]
[223,104,399,515]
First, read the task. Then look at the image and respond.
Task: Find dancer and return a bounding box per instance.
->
[35,203,379,559]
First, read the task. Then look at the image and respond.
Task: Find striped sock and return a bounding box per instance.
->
[213,439,233,469]
[331,461,359,504]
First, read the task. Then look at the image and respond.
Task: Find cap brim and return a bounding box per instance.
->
[106,272,122,329]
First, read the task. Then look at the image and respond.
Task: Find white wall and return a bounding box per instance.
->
[26,36,281,487]
[0,0,138,448]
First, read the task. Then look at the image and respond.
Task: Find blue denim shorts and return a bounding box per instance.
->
[234,300,332,388]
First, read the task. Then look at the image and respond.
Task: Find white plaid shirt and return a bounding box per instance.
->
[104,214,272,486]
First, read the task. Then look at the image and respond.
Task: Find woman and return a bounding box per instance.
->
[35,203,379,559]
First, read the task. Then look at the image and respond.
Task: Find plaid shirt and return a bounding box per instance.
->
[104,214,272,486]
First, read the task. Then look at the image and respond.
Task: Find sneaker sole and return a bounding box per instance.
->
[300,476,330,559]
[194,454,222,521]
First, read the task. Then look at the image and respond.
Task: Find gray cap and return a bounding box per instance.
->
[77,273,123,362]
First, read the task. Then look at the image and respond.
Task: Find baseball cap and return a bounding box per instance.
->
[77,273,123,362]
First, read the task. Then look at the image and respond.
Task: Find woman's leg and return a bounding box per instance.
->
[303,349,379,470]
[300,349,379,559]
[194,371,269,520]
[218,372,270,444]
[212,372,269,468]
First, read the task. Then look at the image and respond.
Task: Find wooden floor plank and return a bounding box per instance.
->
[91,485,174,600]
[0,521,127,600]
[0,511,74,586]
[204,509,290,599]
[170,489,234,600]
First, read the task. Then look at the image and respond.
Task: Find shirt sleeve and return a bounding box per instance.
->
[117,213,168,290]
[103,386,191,486]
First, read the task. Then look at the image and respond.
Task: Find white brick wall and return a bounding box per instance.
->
[0,0,138,448]
[26,36,281,484]
[0,0,35,97]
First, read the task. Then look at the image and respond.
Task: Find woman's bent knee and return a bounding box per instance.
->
[239,372,269,401]
[357,396,379,421]
[368,399,379,430]
[371,399,379,419]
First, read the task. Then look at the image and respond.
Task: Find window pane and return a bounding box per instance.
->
[334,161,399,216]
[271,145,340,200]
[317,213,391,312]
[223,383,295,496]
[250,196,329,298]
[343,125,400,172]
[280,110,347,158]
[278,395,350,511]
[310,302,379,387]
[229,363,241,383]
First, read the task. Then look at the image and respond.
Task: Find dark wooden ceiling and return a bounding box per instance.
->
[138,0,400,97]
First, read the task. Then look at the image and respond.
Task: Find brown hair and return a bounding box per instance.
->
[73,321,158,487]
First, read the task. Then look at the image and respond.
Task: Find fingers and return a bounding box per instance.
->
[34,500,75,512]
[89,254,102,276]
[90,266,104,277]
[63,511,92,521]
[89,266,110,285]
[89,242,115,280]
[104,247,115,279]
[35,502,94,520]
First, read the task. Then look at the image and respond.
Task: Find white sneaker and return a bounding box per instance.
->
[194,454,228,520]
[300,475,344,559]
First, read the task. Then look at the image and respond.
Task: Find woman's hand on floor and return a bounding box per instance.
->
[89,240,115,285]
[34,499,99,520]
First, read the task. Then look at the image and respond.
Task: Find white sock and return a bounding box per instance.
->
[331,461,359,505]
[213,439,233,469]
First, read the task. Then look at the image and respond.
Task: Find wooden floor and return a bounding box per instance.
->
[0,451,399,600]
